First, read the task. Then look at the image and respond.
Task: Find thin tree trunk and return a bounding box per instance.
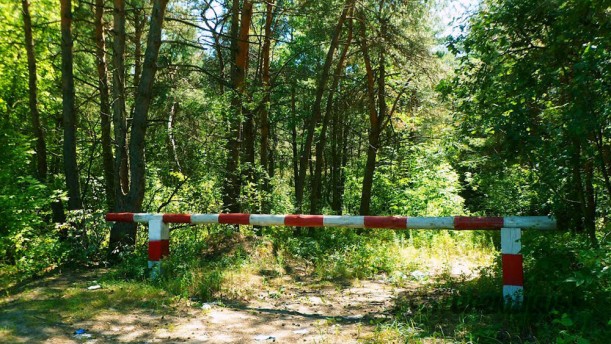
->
[222,0,252,213]
[357,12,383,216]
[360,130,380,215]
[295,0,353,212]
[595,129,611,197]
[584,159,598,247]
[112,0,129,198]
[94,0,116,210]
[291,85,299,190]
[133,2,144,94]
[310,13,352,214]
[127,0,169,209]
[331,103,342,214]
[240,0,255,193]
[22,0,47,182]
[260,0,274,213]
[60,0,82,210]
[109,0,169,254]
[571,138,585,233]
[167,102,182,173]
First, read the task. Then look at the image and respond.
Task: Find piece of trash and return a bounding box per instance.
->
[201,303,213,311]
[254,334,276,341]
[73,328,92,339]
[346,314,363,320]
[293,329,310,334]
[87,285,101,290]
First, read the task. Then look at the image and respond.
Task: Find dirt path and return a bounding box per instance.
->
[0,270,413,343]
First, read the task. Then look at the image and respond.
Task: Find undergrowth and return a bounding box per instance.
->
[375,232,611,343]
[99,225,609,343]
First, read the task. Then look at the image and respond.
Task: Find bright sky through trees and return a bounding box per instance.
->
[438,0,480,37]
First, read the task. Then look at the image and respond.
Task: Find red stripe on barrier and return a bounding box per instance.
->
[218,213,251,225]
[502,254,524,286]
[163,213,192,223]
[454,216,503,230]
[105,213,134,222]
[284,215,324,227]
[364,216,407,229]
[149,240,170,261]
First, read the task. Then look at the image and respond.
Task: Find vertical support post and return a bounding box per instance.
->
[148,215,169,278]
[501,227,523,306]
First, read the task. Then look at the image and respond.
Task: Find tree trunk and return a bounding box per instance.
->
[331,104,342,214]
[109,0,169,254]
[357,11,384,216]
[570,138,586,233]
[310,13,352,214]
[291,85,299,190]
[584,159,598,247]
[239,0,255,199]
[133,2,144,94]
[112,0,129,198]
[94,0,115,210]
[167,102,182,172]
[295,0,353,213]
[60,0,82,210]
[295,0,355,213]
[22,0,47,182]
[260,0,274,214]
[222,0,252,213]
[360,129,380,215]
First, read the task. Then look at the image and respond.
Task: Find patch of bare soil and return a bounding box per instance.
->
[0,270,414,343]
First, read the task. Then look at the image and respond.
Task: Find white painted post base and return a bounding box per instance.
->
[501,227,524,306]
[503,285,523,305]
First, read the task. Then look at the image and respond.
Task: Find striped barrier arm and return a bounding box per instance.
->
[106,213,556,230]
[105,213,555,305]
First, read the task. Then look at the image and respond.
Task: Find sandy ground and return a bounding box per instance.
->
[0,271,412,343]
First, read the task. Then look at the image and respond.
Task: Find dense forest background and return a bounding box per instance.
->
[0,0,609,342]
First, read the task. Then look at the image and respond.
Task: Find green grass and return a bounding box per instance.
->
[0,271,175,341]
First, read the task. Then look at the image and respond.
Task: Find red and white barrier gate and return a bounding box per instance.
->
[105,213,556,305]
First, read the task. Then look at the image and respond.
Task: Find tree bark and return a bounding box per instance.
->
[109,0,169,254]
[112,0,129,198]
[167,102,182,172]
[584,159,598,247]
[222,0,253,213]
[358,14,387,216]
[239,0,255,207]
[310,12,352,214]
[260,0,274,213]
[295,0,353,213]
[94,0,116,210]
[291,85,299,190]
[60,0,82,210]
[21,0,47,182]
[133,1,145,94]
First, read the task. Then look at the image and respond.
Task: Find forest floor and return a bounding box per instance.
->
[0,266,464,344]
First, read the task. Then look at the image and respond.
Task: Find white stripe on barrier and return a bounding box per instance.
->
[504,216,555,230]
[134,213,158,223]
[191,214,220,224]
[323,215,365,228]
[250,214,286,226]
[406,217,454,229]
